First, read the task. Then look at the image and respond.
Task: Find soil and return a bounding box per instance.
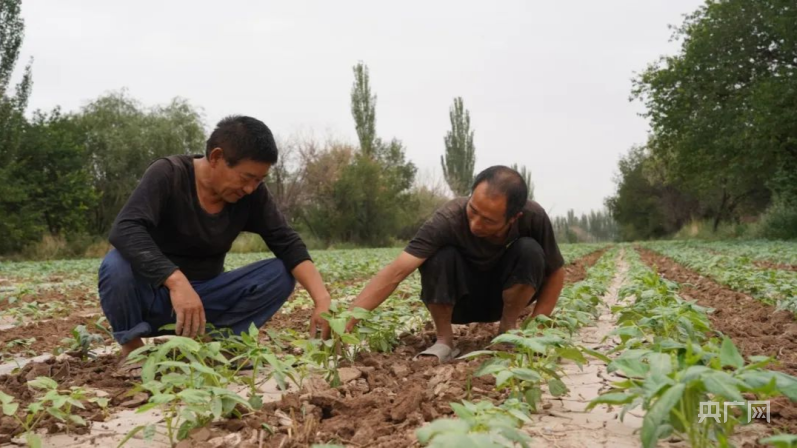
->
[0,354,133,442]
[754,259,797,272]
[563,248,606,284]
[638,248,797,437]
[0,313,110,356]
[196,249,614,448]
[0,248,610,447]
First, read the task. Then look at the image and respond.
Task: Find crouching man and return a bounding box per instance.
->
[98,116,332,374]
[347,166,565,361]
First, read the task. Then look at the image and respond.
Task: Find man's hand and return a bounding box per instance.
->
[310,294,331,339]
[165,270,206,338]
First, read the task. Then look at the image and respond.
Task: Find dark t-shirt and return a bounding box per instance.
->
[405,198,564,276]
[108,155,311,286]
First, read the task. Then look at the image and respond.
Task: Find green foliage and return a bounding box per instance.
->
[643,241,797,313]
[553,209,618,243]
[416,400,533,448]
[757,200,797,240]
[351,62,377,157]
[609,0,797,239]
[441,97,476,196]
[78,90,206,235]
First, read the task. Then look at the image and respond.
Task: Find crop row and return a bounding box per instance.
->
[415,248,619,446]
[588,248,797,448]
[642,242,797,314]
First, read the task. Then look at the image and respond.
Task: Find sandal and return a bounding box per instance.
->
[413,342,461,363]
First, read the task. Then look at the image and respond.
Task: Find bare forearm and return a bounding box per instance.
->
[291,260,330,304]
[350,267,403,312]
[532,267,565,317]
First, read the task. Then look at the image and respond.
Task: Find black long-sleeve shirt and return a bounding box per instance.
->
[109,155,311,286]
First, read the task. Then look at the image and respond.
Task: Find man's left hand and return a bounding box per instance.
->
[310,295,331,339]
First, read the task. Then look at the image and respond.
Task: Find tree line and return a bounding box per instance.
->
[0,0,614,258]
[607,0,797,241]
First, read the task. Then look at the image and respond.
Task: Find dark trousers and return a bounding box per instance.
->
[418,237,546,324]
[98,249,295,345]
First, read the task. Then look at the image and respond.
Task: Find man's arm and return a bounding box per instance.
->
[109,159,179,286]
[530,266,565,317]
[291,260,332,339]
[346,251,425,330]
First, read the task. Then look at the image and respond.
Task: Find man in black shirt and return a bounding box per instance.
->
[99,116,331,365]
[347,166,565,361]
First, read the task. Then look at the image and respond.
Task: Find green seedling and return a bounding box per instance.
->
[56,324,106,359]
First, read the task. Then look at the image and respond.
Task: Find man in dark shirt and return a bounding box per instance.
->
[347,166,565,361]
[99,116,332,366]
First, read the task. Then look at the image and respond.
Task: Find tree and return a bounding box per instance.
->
[16,109,98,236]
[633,0,797,230]
[510,163,534,200]
[77,91,206,234]
[441,97,475,196]
[0,0,36,253]
[351,62,377,157]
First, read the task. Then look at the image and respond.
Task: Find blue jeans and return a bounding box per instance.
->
[98,249,296,345]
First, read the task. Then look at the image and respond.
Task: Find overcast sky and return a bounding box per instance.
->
[17,0,703,216]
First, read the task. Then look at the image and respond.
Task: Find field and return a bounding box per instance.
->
[0,241,795,448]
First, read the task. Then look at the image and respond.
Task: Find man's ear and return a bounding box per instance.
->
[208,147,224,166]
[508,211,523,226]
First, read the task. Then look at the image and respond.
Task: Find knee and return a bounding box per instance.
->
[420,246,461,274]
[263,259,296,303]
[512,237,545,265]
[98,250,135,297]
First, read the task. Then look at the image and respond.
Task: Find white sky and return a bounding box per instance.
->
[17,0,702,216]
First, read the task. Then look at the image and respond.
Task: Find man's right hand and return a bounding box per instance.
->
[164,270,206,338]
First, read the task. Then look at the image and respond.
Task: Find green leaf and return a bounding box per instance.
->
[494,370,514,388]
[581,347,612,364]
[641,384,684,448]
[2,402,18,416]
[449,402,475,420]
[558,346,587,365]
[547,378,568,397]
[415,419,470,444]
[28,376,58,390]
[759,434,797,448]
[586,392,635,410]
[26,433,42,448]
[720,337,744,369]
[703,371,745,402]
[510,368,542,382]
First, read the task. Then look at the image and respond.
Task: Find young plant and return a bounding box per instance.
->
[464,330,586,411]
[56,324,106,359]
[416,399,533,447]
[588,338,797,448]
[122,337,253,446]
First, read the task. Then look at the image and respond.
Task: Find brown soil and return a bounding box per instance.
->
[220,333,502,448]
[202,251,612,447]
[638,248,797,436]
[754,260,797,272]
[563,248,607,284]
[0,354,133,441]
[0,314,110,356]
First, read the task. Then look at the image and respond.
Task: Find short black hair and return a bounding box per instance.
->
[206,115,278,166]
[471,165,528,219]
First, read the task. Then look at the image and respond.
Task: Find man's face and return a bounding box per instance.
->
[208,148,270,203]
[466,182,518,238]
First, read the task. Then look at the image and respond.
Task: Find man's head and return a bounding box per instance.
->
[205,115,277,203]
[466,165,529,238]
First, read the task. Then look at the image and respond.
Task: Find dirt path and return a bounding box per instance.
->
[638,248,797,437]
[523,250,646,447]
